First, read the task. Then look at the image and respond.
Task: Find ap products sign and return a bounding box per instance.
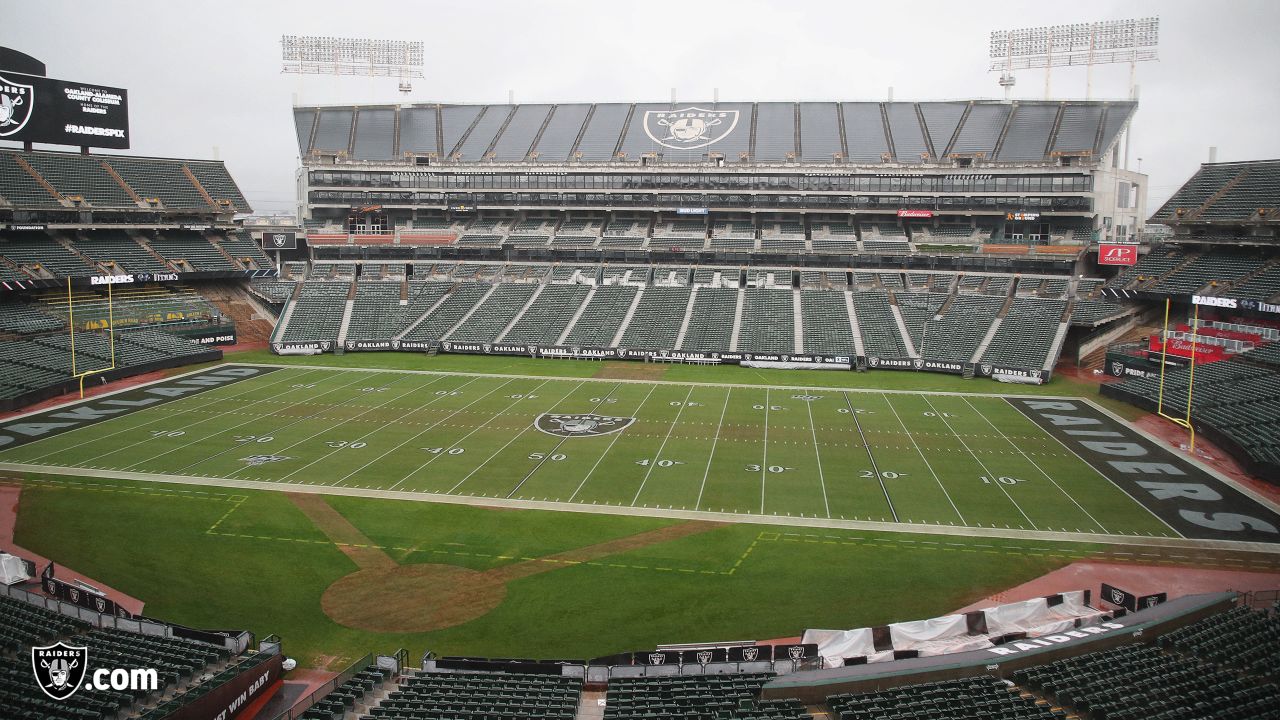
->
[262,232,296,250]
[0,71,129,149]
[1098,244,1138,266]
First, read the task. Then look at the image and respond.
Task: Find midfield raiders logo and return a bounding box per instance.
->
[643,107,739,150]
[0,74,34,138]
[534,413,636,437]
[32,642,89,700]
[241,454,292,466]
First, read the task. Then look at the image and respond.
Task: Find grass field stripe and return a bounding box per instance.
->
[693,387,732,512]
[509,382,622,500]
[263,374,454,483]
[804,388,832,519]
[446,381,586,494]
[962,396,1110,534]
[630,384,695,506]
[880,392,965,525]
[124,370,380,472]
[19,367,324,463]
[568,384,660,503]
[922,394,1037,530]
[349,377,513,490]
[79,368,337,468]
[845,392,899,523]
[1002,397,1185,539]
[378,378,531,491]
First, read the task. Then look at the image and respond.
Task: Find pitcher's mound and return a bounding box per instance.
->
[321,563,507,633]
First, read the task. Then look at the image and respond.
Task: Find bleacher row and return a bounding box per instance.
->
[1104,245,1280,302]
[0,229,272,278]
[280,602,1280,720]
[0,594,250,720]
[0,149,251,213]
[268,266,1077,373]
[1104,339,1280,479]
[307,214,1093,254]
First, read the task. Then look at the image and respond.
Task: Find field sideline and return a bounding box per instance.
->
[9,360,1277,544]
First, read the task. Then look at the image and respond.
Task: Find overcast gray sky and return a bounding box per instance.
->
[4,0,1278,214]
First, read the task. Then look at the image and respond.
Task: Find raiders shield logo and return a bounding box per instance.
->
[1109,588,1125,605]
[1110,361,1124,377]
[0,74,34,138]
[868,356,880,368]
[643,107,740,150]
[534,413,636,438]
[241,454,292,466]
[32,642,89,700]
[787,646,804,661]
[741,647,759,662]
[696,650,712,665]
[94,596,107,613]
[980,363,994,376]
[648,653,665,665]
[913,358,924,369]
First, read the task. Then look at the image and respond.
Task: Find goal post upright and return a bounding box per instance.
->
[67,277,119,398]
[1155,297,1196,453]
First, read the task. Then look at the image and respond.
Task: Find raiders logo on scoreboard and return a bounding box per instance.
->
[0,74,34,138]
[643,107,740,150]
[533,413,636,438]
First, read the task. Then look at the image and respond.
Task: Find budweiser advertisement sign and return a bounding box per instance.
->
[1098,244,1138,266]
[896,209,934,218]
[1148,336,1228,363]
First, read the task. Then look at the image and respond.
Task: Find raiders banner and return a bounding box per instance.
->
[41,576,131,618]
[1101,583,1138,612]
[262,232,297,250]
[1137,592,1168,610]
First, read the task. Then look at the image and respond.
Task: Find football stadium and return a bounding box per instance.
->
[2,3,1280,719]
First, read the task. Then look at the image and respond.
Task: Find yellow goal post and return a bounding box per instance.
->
[66,276,117,398]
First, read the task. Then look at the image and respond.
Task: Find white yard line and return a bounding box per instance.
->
[568,384,659,503]
[161,371,388,474]
[804,390,831,519]
[760,389,770,514]
[268,374,452,482]
[121,368,376,471]
[20,367,322,463]
[1002,397,1183,538]
[963,396,1109,534]
[372,378,523,491]
[846,392,898,523]
[446,381,586,494]
[881,392,965,526]
[921,394,1038,530]
[509,383,622,499]
[693,387,732,511]
[630,385,694,506]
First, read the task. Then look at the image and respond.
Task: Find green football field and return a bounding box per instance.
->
[0,363,1174,538]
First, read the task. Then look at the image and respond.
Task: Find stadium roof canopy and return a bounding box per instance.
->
[1151,159,1280,227]
[294,99,1136,167]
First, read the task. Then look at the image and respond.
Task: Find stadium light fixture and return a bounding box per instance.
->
[988,17,1159,99]
[281,35,424,94]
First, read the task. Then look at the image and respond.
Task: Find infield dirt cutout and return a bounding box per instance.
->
[289,493,723,633]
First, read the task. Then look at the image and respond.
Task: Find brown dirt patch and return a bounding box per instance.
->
[322,563,507,633]
[593,361,667,381]
[309,508,724,632]
[286,493,396,571]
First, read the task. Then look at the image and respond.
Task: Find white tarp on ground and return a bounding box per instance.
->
[0,553,32,586]
[805,590,1101,667]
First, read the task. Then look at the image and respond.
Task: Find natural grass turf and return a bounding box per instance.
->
[222,348,1148,421]
[12,473,1101,665]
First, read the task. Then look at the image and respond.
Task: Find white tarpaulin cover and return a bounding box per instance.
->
[0,552,32,586]
[806,590,1100,666]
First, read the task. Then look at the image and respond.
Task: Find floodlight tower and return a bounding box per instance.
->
[281,35,424,95]
[987,17,1159,100]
